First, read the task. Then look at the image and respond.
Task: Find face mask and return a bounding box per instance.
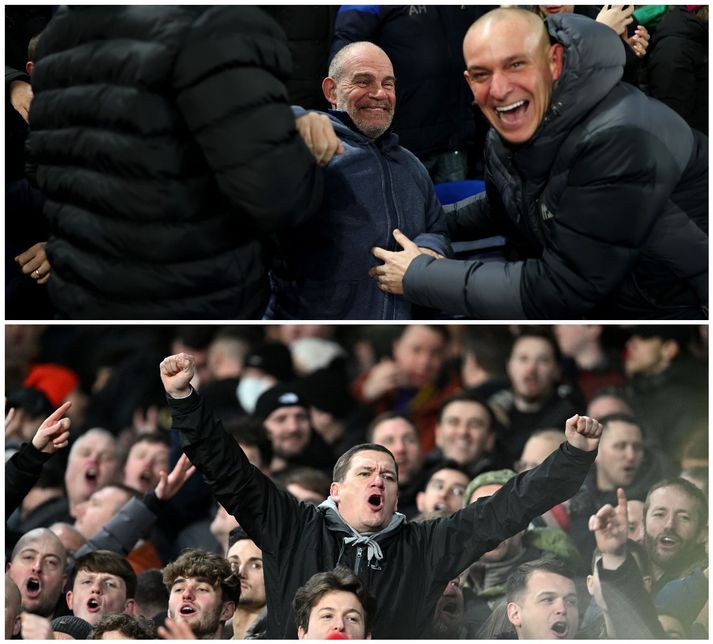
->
[237,377,273,414]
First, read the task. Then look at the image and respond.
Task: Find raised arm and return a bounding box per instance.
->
[426,415,602,579]
[5,401,72,518]
[161,353,312,552]
[589,488,665,639]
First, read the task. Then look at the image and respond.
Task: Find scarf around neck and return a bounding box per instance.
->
[318,496,406,564]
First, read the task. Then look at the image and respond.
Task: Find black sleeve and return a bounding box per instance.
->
[598,553,666,639]
[173,6,323,235]
[168,390,314,555]
[5,442,52,518]
[424,442,596,581]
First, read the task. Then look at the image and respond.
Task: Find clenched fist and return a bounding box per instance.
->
[160,353,195,398]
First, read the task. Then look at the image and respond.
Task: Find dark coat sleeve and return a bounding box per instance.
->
[598,553,666,639]
[421,442,596,582]
[5,442,52,519]
[73,497,157,559]
[167,390,314,556]
[329,6,382,61]
[520,125,704,318]
[173,6,323,235]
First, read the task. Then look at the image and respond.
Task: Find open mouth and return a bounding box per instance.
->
[26,578,41,598]
[439,599,460,617]
[659,535,680,548]
[85,467,98,484]
[495,100,528,124]
[179,604,197,616]
[433,502,448,512]
[139,470,153,485]
[551,621,568,637]
[367,494,384,511]
[87,597,101,612]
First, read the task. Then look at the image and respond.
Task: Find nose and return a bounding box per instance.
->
[392,439,406,456]
[489,70,511,100]
[373,473,385,488]
[369,85,387,100]
[182,586,195,600]
[331,617,346,632]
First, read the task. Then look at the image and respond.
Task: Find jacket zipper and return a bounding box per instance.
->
[354,546,363,575]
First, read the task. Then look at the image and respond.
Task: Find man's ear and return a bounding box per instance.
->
[661,339,680,363]
[549,43,564,81]
[5,562,10,573]
[66,590,74,611]
[322,77,338,108]
[365,631,372,640]
[124,598,136,615]
[585,574,594,596]
[415,491,426,513]
[297,625,307,640]
[13,615,21,637]
[506,601,522,628]
[220,600,236,622]
[329,481,340,502]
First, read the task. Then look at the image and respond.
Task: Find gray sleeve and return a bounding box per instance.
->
[74,497,156,559]
[403,254,527,319]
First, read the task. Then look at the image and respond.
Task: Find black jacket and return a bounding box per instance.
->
[403,13,708,320]
[169,390,596,639]
[330,6,494,158]
[648,8,708,135]
[26,6,322,319]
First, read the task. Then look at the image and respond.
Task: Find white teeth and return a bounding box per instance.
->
[496,100,525,113]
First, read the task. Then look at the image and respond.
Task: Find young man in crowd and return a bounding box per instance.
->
[226,528,267,639]
[162,548,239,639]
[66,550,137,626]
[293,568,375,640]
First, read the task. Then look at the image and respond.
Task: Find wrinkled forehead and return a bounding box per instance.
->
[348,450,396,472]
[71,430,117,455]
[648,486,699,514]
[466,11,546,59]
[341,45,394,79]
[15,533,66,560]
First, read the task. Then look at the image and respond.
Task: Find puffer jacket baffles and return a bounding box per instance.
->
[26,6,322,319]
[403,13,708,320]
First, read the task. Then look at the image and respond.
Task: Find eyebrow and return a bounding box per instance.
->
[352,72,396,83]
[358,465,397,477]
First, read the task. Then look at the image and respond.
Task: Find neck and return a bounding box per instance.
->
[513,394,546,413]
[232,605,263,639]
[574,344,605,370]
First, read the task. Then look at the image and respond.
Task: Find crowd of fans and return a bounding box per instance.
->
[5,324,708,639]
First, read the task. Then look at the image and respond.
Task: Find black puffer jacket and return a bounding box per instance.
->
[647,7,708,135]
[170,390,596,639]
[403,13,708,320]
[26,6,322,319]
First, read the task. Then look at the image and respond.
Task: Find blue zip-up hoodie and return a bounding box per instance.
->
[267,108,451,320]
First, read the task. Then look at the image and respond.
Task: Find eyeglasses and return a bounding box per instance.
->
[426,480,466,498]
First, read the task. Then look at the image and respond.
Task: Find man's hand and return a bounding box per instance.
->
[158,617,196,640]
[20,612,54,640]
[564,414,602,452]
[589,487,628,569]
[369,229,424,295]
[9,80,33,123]
[361,358,403,402]
[596,4,634,36]
[296,112,344,166]
[31,401,72,454]
[159,353,195,398]
[15,242,51,284]
[155,453,197,501]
